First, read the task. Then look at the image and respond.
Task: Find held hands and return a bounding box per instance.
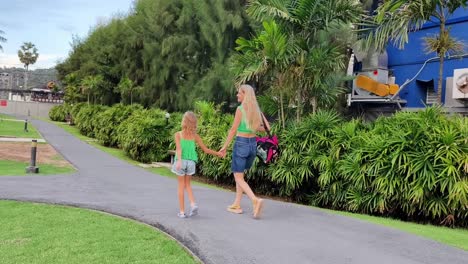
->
[218,147,227,158]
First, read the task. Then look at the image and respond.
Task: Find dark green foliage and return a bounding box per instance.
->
[56,0,251,111]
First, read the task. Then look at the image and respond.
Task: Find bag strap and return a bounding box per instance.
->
[261,112,271,137]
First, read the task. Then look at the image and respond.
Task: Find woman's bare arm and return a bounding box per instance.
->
[221,108,242,151]
[257,112,271,132]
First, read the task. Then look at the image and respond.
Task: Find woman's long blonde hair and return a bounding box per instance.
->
[181,111,197,137]
[239,84,262,131]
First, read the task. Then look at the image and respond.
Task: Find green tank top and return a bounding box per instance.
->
[237,105,254,133]
[178,133,198,162]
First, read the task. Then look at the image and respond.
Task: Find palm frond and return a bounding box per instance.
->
[247,0,298,23]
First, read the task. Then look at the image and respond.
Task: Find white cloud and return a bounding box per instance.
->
[0,53,62,69]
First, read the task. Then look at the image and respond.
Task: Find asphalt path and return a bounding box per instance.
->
[0,119,466,264]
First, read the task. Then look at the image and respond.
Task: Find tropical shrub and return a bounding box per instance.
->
[94,104,144,147]
[341,108,467,226]
[266,107,467,226]
[70,102,87,120]
[74,104,108,137]
[49,104,71,122]
[268,110,343,201]
[117,108,173,162]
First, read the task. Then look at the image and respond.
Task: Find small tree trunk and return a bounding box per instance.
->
[280,91,285,129]
[311,96,317,114]
[437,54,445,104]
[130,89,133,105]
[437,11,446,105]
[24,65,28,89]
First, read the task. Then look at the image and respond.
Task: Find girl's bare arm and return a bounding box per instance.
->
[175,132,182,161]
[195,134,221,157]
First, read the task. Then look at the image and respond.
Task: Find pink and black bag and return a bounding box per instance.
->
[256,114,279,164]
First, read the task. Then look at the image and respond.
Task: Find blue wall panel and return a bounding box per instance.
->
[385,8,468,107]
[392,59,468,107]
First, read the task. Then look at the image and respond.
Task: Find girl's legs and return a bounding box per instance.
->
[184,175,196,206]
[177,176,185,214]
[185,175,198,216]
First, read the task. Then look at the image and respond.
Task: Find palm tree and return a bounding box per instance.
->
[18,42,39,89]
[233,20,293,128]
[0,30,6,51]
[361,0,468,104]
[63,73,83,103]
[233,0,363,123]
[117,76,138,105]
[81,75,103,104]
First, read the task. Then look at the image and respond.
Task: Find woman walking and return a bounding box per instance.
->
[220,84,270,219]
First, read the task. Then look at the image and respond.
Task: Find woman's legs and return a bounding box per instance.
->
[229,138,264,217]
[232,182,244,206]
[233,172,256,201]
[177,176,185,213]
[233,172,263,218]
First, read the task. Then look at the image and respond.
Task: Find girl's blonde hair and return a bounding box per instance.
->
[181,111,197,136]
[239,84,262,131]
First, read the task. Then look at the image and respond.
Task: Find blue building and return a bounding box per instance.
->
[348,5,468,115]
[387,7,468,110]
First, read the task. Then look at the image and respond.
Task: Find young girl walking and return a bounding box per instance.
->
[172,111,222,218]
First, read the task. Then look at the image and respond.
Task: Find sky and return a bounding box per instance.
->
[0,0,134,70]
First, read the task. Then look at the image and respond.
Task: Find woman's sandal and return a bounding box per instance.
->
[227,204,243,214]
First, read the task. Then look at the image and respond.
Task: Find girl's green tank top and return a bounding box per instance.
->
[179,134,198,162]
[237,105,254,133]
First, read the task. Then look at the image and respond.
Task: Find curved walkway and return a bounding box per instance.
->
[0,119,466,264]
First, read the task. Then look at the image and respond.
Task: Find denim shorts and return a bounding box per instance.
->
[231,136,257,173]
[171,159,196,176]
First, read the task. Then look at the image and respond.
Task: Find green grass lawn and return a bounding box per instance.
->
[0,116,42,138]
[0,200,198,264]
[51,119,468,251]
[0,160,75,176]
